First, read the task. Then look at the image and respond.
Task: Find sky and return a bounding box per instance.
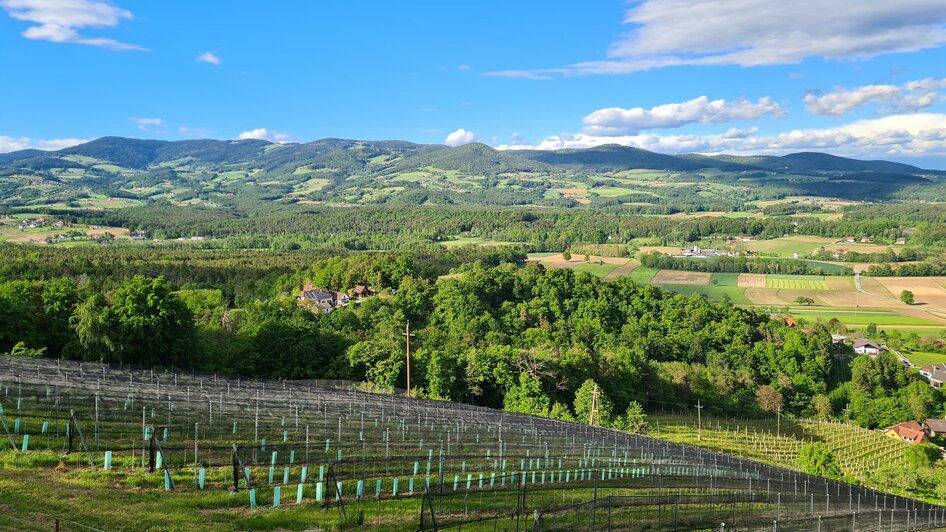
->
[2,1,946,167]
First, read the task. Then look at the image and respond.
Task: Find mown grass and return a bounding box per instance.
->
[658,284,750,304]
[569,262,620,277]
[0,450,430,531]
[905,351,946,367]
[628,267,659,284]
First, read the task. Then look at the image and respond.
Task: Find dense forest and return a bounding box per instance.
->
[0,247,937,431]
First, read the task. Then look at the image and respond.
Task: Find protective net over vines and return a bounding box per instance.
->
[0,355,942,531]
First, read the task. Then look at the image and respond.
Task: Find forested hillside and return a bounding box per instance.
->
[2,137,944,213]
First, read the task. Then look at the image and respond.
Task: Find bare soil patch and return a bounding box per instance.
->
[651,270,711,285]
[738,274,767,288]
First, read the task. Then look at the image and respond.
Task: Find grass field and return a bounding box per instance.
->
[569,262,621,277]
[905,351,946,367]
[787,309,939,326]
[628,266,659,284]
[744,236,837,258]
[711,272,741,286]
[659,284,750,304]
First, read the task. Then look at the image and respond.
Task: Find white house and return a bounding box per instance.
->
[853,338,881,356]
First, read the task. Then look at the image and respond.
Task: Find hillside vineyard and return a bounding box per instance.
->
[1,355,942,530]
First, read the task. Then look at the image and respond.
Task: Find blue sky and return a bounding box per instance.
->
[3,1,946,167]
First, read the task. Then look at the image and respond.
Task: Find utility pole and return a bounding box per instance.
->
[696,400,703,441]
[776,407,782,437]
[403,320,416,398]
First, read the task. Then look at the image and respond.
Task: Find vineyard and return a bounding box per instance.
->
[0,355,943,531]
[651,416,910,482]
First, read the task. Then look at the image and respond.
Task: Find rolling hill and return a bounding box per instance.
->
[0,136,942,211]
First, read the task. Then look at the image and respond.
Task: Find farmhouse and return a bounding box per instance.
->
[923,418,946,437]
[351,285,375,299]
[297,284,350,314]
[919,363,946,388]
[853,338,881,356]
[884,421,928,444]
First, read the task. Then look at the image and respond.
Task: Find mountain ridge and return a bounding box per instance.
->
[0,136,934,174]
[1,136,943,210]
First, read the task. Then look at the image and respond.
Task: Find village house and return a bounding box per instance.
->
[884,421,928,444]
[923,418,946,438]
[860,237,873,243]
[919,363,946,388]
[844,237,856,244]
[351,285,375,300]
[853,338,881,356]
[831,334,848,353]
[895,237,907,244]
[297,284,350,314]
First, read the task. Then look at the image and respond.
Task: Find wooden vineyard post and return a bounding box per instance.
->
[403,320,415,399]
[696,400,703,441]
[589,383,602,426]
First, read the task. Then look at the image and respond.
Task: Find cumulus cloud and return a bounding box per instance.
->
[196,51,220,65]
[444,128,475,146]
[582,96,785,135]
[0,134,87,153]
[496,113,946,160]
[237,128,290,143]
[487,0,946,78]
[129,117,163,131]
[1,0,145,50]
[805,78,946,116]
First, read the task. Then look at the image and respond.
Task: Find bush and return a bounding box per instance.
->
[905,443,941,469]
[798,443,841,480]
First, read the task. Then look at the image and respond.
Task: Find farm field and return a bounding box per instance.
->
[603,259,640,280]
[650,270,711,285]
[525,254,631,277]
[0,224,131,244]
[658,284,751,304]
[627,266,659,284]
[743,236,837,257]
[785,309,940,326]
[765,275,830,290]
[873,277,946,310]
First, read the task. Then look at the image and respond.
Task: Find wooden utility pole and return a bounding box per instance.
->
[696,400,703,441]
[589,383,602,426]
[403,320,416,398]
[776,407,782,437]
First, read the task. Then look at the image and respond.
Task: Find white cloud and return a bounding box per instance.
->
[805,78,946,116]
[0,134,87,153]
[444,128,475,146]
[1,0,145,50]
[496,113,946,160]
[457,64,472,72]
[178,126,212,138]
[237,128,290,143]
[196,51,220,65]
[487,0,946,78]
[129,117,163,131]
[582,96,785,135]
